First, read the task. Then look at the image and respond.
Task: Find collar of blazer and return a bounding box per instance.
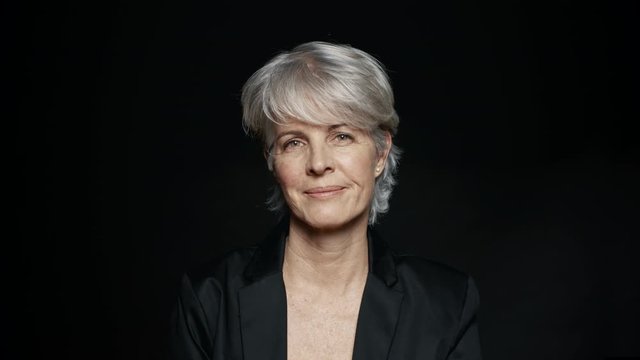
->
[242,217,400,287]
[238,218,405,360]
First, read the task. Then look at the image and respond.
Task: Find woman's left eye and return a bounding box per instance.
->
[334,133,354,142]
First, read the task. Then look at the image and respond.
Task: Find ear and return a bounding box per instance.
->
[375,131,392,177]
[263,146,276,175]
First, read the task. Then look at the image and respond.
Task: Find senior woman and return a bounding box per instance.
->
[170,41,482,360]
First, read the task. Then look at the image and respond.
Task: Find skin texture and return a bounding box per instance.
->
[271,118,392,359]
[272,119,389,232]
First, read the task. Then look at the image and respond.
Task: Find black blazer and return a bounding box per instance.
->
[170,221,482,360]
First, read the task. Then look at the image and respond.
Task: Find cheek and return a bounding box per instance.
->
[339,152,377,182]
[274,161,301,189]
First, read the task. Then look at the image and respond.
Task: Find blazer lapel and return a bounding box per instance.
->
[238,221,288,360]
[237,222,403,360]
[238,274,287,360]
[352,229,404,360]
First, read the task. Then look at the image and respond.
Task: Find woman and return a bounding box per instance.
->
[170,41,482,360]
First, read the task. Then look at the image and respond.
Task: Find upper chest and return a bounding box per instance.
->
[285,283,365,360]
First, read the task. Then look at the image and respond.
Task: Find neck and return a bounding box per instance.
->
[283,216,370,292]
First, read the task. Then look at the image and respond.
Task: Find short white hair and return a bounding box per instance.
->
[241,41,401,225]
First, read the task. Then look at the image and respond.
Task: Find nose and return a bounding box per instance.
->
[306,142,334,176]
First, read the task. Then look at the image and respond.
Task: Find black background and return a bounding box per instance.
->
[9,1,639,359]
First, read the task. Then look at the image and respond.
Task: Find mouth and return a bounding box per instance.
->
[304,186,346,199]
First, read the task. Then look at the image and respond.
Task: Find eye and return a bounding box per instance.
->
[333,133,355,145]
[283,139,305,151]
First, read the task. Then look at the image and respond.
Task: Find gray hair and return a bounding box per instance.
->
[241,41,401,225]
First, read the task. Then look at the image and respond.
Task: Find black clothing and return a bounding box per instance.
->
[170,221,482,359]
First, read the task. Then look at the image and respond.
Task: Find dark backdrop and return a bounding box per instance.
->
[10,1,639,359]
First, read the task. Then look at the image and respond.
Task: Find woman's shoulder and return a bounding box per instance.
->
[392,253,476,302]
[182,245,259,291]
[180,221,288,293]
[395,254,468,281]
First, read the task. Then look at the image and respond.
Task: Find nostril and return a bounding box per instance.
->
[306,147,335,175]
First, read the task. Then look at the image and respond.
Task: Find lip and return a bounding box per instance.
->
[304,186,346,198]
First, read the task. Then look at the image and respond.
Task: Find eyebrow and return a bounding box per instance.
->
[274,130,305,142]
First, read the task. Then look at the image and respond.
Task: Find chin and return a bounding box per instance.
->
[304,217,349,231]
[296,207,367,232]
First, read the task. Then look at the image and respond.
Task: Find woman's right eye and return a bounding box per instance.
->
[283,139,304,151]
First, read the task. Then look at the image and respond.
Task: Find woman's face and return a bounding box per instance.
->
[271,119,390,231]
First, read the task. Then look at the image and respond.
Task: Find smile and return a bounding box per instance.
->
[304,186,346,199]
